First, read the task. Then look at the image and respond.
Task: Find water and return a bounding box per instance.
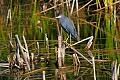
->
[0,0,120,80]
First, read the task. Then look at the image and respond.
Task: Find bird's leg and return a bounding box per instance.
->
[63,35,69,46]
[65,35,69,42]
[64,34,72,44]
[70,34,71,44]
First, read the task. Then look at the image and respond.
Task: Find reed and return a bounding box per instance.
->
[18,3,22,38]
[15,35,30,71]
[31,53,35,70]
[1,0,120,79]
[73,53,80,68]
[111,60,120,80]
[93,12,102,49]
[43,71,46,80]
[23,35,30,62]
[105,13,115,60]
[45,33,50,58]
[30,0,40,39]
[40,18,49,39]
[58,35,62,67]
[37,42,40,53]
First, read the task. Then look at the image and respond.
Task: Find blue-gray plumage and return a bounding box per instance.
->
[56,14,79,40]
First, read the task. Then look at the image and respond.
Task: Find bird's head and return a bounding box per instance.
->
[55,14,65,19]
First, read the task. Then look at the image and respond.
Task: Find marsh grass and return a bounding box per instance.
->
[0,0,120,79]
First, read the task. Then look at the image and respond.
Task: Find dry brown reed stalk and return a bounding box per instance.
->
[15,41,20,63]
[98,0,101,9]
[57,22,62,36]
[0,69,9,75]
[0,63,9,68]
[114,0,117,49]
[66,0,71,13]
[85,36,93,49]
[34,0,72,16]
[54,0,57,15]
[31,53,35,70]
[68,0,71,7]
[54,0,61,67]
[23,35,30,63]
[7,9,13,52]
[15,40,24,68]
[74,64,80,76]
[76,0,78,15]
[112,60,120,80]
[86,50,96,80]
[7,9,12,43]
[36,20,43,33]
[58,35,62,67]
[7,55,12,68]
[9,38,14,52]
[6,9,12,26]
[61,44,66,65]
[40,16,56,21]
[8,49,24,69]
[60,0,64,13]
[91,1,120,12]
[45,33,50,58]
[71,36,93,47]
[23,67,48,76]
[117,64,120,78]
[76,16,80,40]
[57,35,66,68]
[12,54,20,69]
[73,0,93,14]
[54,0,61,36]
[56,67,67,80]
[37,42,40,53]
[70,47,92,64]
[55,47,58,61]
[87,0,102,10]
[70,0,78,15]
[15,35,30,71]
[43,3,47,15]
[73,54,80,67]
[55,69,58,79]
[60,73,66,80]
[43,71,46,80]
[87,2,99,15]
[80,59,112,62]
[92,57,96,80]
[65,37,92,63]
[71,0,75,14]
[73,53,80,76]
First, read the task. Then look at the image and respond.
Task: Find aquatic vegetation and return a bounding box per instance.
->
[0,0,120,80]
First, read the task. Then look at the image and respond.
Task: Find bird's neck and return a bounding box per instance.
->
[60,17,66,23]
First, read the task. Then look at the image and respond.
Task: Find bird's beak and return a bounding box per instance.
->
[55,15,61,18]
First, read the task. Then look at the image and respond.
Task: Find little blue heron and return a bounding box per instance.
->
[55,14,80,41]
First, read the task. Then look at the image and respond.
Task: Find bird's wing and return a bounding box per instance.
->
[65,17,77,38]
[60,19,69,34]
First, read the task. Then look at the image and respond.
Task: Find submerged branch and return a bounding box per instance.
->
[23,67,48,76]
[70,47,92,64]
